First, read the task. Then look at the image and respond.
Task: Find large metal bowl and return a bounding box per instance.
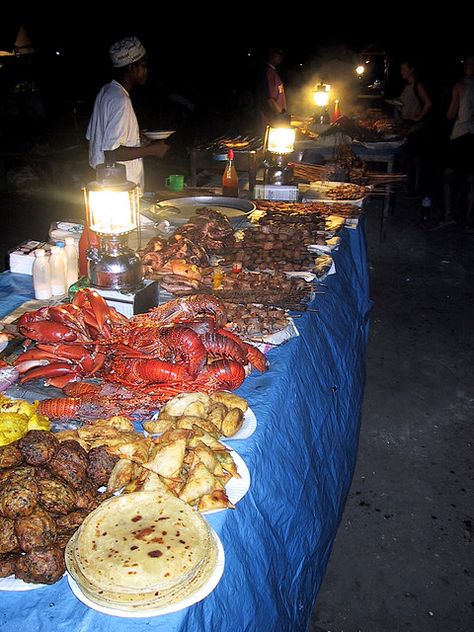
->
[143,196,256,226]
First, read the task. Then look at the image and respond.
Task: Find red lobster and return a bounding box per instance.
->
[217,329,269,372]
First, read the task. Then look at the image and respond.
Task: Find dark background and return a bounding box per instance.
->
[1,12,472,146]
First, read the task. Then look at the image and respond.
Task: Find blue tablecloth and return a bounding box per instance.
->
[0,222,371,632]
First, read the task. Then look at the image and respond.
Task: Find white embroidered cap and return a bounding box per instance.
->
[109,36,146,68]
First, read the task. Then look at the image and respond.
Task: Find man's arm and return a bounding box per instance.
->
[105,142,169,162]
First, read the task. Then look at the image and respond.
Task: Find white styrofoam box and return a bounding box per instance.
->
[9,241,52,275]
[253,184,299,202]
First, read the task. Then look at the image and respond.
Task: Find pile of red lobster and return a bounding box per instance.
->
[12,289,268,421]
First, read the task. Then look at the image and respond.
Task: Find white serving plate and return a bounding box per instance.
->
[67,528,224,617]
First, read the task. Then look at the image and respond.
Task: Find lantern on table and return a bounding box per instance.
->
[263,122,296,186]
[83,162,142,291]
[312,82,331,124]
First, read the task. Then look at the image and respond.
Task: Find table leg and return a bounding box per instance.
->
[190,151,197,187]
[379,158,394,243]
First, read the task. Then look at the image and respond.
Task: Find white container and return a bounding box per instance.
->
[49,245,66,296]
[55,241,68,279]
[64,236,79,287]
[32,249,52,300]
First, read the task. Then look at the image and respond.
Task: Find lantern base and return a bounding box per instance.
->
[87,235,143,291]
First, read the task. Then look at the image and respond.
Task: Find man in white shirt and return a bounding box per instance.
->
[86,36,169,192]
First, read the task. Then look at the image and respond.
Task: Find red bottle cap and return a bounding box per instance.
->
[228,149,234,160]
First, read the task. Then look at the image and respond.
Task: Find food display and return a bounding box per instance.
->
[223,302,291,339]
[140,206,235,281]
[55,410,247,512]
[143,391,249,439]
[0,430,111,585]
[0,396,50,446]
[65,491,222,614]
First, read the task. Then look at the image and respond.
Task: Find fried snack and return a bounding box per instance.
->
[48,440,88,489]
[86,446,119,487]
[0,478,39,519]
[209,392,248,413]
[0,553,20,577]
[14,508,57,552]
[55,510,89,535]
[0,444,23,469]
[15,545,65,584]
[0,413,29,446]
[220,408,244,437]
[38,478,77,515]
[0,516,19,553]
[19,430,59,466]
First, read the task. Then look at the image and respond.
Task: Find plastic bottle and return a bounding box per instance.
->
[54,241,68,280]
[78,223,100,277]
[32,249,52,300]
[64,236,79,288]
[222,149,239,197]
[49,245,66,296]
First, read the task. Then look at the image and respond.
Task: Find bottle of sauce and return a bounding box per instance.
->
[222,149,239,197]
[78,223,100,277]
[32,249,52,300]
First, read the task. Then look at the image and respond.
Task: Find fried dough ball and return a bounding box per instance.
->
[0,478,39,519]
[0,465,35,486]
[19,430,59,466]
[0,553,20,578]
[15,546,65,584]
[55,534,72,551]
[38,478,77,515]
[0,444,23,469]
[48,439,88,489]
[74,479,101,512]
[87,445,119,487]
[0,516,19,553]
[14,508,57,552]
[55,510,88,535]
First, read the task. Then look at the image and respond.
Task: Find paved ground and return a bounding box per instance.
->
[310,197,474,632]
[0,173,473,631]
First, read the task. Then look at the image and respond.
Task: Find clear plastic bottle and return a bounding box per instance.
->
[32,249,52,300]
[49,245,66,296]
[64,236,79,288]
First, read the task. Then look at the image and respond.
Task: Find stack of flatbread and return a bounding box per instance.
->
[65,491,220,612]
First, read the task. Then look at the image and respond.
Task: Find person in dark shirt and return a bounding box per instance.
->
[255,48,288,135]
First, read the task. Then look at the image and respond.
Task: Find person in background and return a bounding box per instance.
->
[397,60,433,215]
[255,48,288,135]
[86,36,169,193]
[443,54,474,232]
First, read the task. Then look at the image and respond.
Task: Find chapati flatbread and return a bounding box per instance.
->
[69,491,215,595]
[65,528,219,611]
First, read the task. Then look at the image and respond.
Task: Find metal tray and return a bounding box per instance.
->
[142,196,256,226]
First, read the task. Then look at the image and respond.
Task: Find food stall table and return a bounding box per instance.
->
[295,139,403,240]
[0,220,371,631]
